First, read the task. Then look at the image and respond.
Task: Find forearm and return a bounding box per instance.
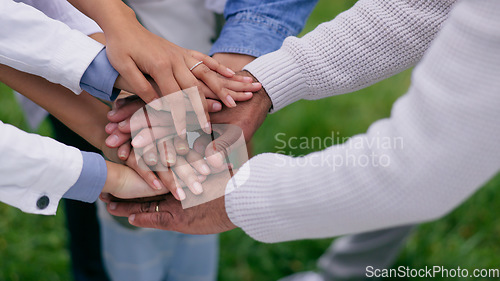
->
[227,0,500,242]
[67,0,137,33]
[0,64,110,150]
[245,0,457,112]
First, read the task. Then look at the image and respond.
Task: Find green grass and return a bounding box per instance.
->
[1,1,500,280]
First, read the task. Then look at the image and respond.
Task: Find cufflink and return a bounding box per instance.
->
[36,195,50,210]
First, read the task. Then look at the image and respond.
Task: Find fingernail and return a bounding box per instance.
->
[193,182,203,195]
[150,99,163,110]
[131,135,144,147]
[204,122,212,134]
[178,146,188,153]
[105,123,116,133]
[106,135,119,147]
[147,152,157,164]
[118,120,127,128]
[201,164,211,175]
[226,68,235,75]
[177,187,186,201]
[101,193,109,200]
[119,151,127,159]
[167,155,176,165]
[243,77,253,83]
[252,82,261,87]
[226,95,236,107]
[109,202,117,210]
[153,180,162,190]
[107,110,116,117]
[129,214,135,223]
[212,102,222,111]
[244,92,253,96]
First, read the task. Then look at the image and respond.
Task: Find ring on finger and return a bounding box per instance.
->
[189,61,204,72]
[155,202,160,213]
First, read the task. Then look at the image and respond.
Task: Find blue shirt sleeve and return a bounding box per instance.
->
[210,0,319,57]
[80,49,120,101]
[63,151,107,203]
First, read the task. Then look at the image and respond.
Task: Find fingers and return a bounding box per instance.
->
[114,57,160,105]
[127,152,164,191]
[193,134,212,155]
[128,211,175,230]
[108,97,145,123]
[131,126,177,148]
[172,156,203,195]
[117,142,131,161]
[185,150,211,176]
[207,99,222,112]
[164,91,187,138]
[205,125,244,169]
[158,137,176,166]
[190,51,235,78]
[142,143,159,166]
[176,58,211,134]
[173,135,189,155]
[185,86,211,134]
[106,128,132,148]
[155,163,185,201]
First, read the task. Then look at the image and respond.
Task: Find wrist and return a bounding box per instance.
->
[97,2,137,33]
[102,161,123,194]
[238,70,272,112]
[212,53,256,72]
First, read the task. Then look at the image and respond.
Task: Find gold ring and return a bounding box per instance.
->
[155,203,160,213]
[189,61,203,72]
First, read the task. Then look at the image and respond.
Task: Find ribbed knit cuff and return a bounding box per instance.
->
[224,153,291,243]
[244,49,309,113]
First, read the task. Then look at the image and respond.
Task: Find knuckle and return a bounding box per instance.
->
[215,141,230,158]
[140,201,153,213]
[136,83,153,97]
[155,58,171,70]
[200,65,212,75]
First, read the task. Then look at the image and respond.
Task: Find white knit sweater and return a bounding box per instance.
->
[228,0,500,243]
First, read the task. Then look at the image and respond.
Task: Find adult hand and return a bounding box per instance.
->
[212,53,255,72]
[70,0,260,135]
[201,70,272,170]
[102,161,169,199]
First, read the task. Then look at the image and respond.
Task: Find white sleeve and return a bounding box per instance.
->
[244,0,457,112]
[0,121,83,215]
[15,0,102,36]
[0,0,104,94]
[227,0,500,243]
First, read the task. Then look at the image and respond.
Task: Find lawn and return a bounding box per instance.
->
[1,1,499,280]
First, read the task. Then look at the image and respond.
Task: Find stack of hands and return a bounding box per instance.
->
[97,54,271,233]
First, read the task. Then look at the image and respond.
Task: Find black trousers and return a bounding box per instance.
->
[49,115,109,281]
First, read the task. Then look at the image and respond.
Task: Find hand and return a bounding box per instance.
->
[102,172,237,234]
[105,97,218,198]
[212,53,256,72]
[200,70,272,170]
[96,7,260,136]
[102,161,169,199]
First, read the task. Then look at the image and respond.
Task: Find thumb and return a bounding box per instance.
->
[205,124,245,169]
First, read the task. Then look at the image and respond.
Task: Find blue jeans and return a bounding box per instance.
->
[97,201,218,281]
